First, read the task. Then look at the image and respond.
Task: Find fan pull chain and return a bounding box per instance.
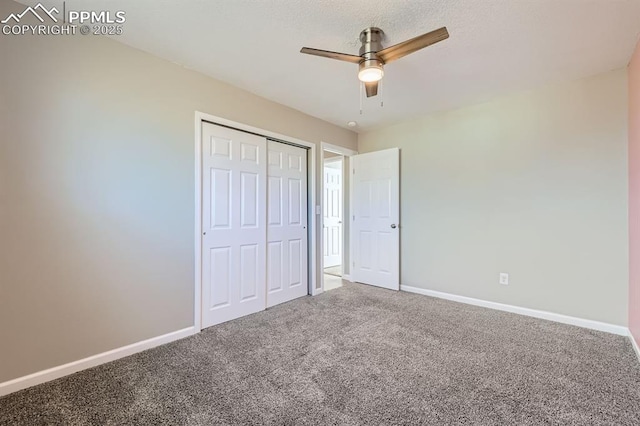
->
[379,79,384,108]
[359,82,363,115]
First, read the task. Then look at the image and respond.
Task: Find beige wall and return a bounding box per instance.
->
[0,0,356,383]
[629,40,640,346]
[359,69,629,326]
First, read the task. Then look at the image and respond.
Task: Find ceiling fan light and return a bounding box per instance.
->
[358,65,384,82]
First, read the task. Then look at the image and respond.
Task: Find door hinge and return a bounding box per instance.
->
[353,168,355,175]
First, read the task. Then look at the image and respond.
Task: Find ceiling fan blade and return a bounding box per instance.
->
[377,27,449,64]
[364,81,378,97]
[300,47,362,64]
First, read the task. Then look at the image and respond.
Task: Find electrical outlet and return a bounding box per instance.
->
[499,273,509,285]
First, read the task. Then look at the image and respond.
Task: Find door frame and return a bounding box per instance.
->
[320,142,358,293]
[195,111,318,332]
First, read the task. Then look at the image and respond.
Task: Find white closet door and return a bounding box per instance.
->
[201,122,267,328]
[267,141,308,307]
[323,163,342,268]
[352,148,400,290]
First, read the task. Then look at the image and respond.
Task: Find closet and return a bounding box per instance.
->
[200,122,308,328]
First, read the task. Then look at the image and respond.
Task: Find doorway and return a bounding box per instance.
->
[321,142,357,292]
[323,154,343,290]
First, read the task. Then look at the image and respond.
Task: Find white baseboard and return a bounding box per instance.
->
[0,326,196,397]
[400,285,628,336]
[630,332,640,361]
[342,274,353,282]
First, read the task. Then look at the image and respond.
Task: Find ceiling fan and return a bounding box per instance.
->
[300,26,449,97]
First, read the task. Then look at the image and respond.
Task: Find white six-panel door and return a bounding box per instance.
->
[266,141,309,308]
[351,148,400,290]
[323,163,342,268]
[201,123,267,328]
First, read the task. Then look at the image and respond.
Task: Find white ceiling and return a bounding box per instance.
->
[37,0,640,132]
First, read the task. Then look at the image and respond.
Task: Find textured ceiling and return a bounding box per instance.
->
[33,0,640,132]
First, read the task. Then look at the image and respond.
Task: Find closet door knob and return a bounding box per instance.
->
[390,224,397,229]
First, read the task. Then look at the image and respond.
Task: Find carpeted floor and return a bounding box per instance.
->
[2,282,640,425]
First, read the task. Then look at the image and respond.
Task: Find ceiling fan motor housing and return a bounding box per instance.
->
[359,27,385,71]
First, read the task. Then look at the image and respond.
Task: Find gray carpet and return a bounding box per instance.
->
[2,282,640,425]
